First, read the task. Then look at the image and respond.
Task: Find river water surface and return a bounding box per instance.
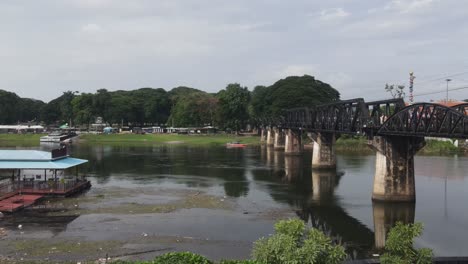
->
[0,144,467,262]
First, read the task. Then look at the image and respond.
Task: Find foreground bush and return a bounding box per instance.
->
[219,261,264,264]
[380,222,433,264]
[111,252,212,264]
[252,218,346,264]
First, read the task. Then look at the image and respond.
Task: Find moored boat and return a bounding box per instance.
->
[226,142,247,148]
[40,131,78,143]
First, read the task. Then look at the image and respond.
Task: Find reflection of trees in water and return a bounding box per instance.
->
[70,145,249,197]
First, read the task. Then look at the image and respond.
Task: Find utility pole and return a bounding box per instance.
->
[446,78,452,103]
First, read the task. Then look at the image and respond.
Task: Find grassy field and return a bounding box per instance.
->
[0,133,261,147]
[0,133,462,154]
[335,136,461,155]
[0,133,45,147]
[335,136,371,153]
[78,133,261,146]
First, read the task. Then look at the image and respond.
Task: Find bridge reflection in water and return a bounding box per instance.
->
[257,147,416,258]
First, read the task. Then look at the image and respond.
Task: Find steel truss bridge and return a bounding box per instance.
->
[266,98,468,139]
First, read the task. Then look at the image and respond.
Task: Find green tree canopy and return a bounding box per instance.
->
[217,83,251,132]
[169,91,218,127]
[251,75,340,120]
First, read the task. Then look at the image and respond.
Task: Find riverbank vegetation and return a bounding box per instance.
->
[0,75,339,132]
[78,134,261,146]
[106,220,430,264]
[334,135,462,155]
[0,133,464,154]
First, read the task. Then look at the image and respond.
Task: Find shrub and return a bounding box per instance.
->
[380,222,433,264]
[252,219,346,264]
[152,252,212,264]
[219,260,264,264]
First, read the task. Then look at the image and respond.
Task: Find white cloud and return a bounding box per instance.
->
[385,0,435,14]
[81,23,102,33]
[318,8,350,21]
[0,0,467,102]
[71,0,113,9]
[278,65,318,77]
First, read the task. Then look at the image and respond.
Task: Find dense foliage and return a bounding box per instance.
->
[55,220,436,263]
[0,75,339,129]
[252,218,346,264]
[0,90,45,124]
[250,75,340,122]
[380,222,433,264]
[110,252,212,264]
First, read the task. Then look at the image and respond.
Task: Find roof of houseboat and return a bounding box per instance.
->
[0,149,88,169]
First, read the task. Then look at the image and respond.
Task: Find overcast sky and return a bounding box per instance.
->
[1,0,467,102]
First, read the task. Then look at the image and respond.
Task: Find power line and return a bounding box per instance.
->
[413,85,468,97]
[416,70,468,85]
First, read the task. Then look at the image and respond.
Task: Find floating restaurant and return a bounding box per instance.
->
[0,147,90,213]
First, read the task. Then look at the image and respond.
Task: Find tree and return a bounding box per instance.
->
[71,93,94,127]
[252,219,346,264]
[92,89,111,121]
[0,90,21,124]
[41,91,77,125]
[250,75,340,121]
[217,83,251,132]
[385,84,406,99]
[169,91,218,127]
[380,222,433,264]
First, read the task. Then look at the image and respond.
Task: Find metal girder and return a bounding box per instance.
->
[364,98,406,129]
[281,98,368,134]
[276,98,468,138]
[310,98,368,133]
[283,107,310,129]
[451,103,468,115]
[378,103,468,138]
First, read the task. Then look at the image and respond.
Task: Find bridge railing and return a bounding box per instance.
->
[274,98,468,139]
[378,103,468,138]
[310,98,368,134]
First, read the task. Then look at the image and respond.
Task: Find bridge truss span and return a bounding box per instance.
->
[452,103,468,115]
[310,98,368,134]
[378,103,468,138]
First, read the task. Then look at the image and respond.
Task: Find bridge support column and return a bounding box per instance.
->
[266,127,275,146]
[373,201,415,249]
[284,129,303,155]
[311,133,337,169]
[273,128,285,150]
[369,136,425,202]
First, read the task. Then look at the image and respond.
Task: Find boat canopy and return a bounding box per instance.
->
[0,149,88,169]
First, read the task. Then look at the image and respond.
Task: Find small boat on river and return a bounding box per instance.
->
[40,131,78,143]
[226,142,247,148]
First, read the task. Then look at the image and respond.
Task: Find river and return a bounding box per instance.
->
[0,144,466,262]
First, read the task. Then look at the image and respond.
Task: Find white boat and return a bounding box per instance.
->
[40,131,78,143]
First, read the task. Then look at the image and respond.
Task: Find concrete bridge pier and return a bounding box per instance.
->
[369,136,425,202]
[373,201,415,249]
[284,129,303,155]
[311,132,337,169]
[273,128,285,150]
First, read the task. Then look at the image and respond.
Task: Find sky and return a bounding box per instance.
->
[1,0,468,102]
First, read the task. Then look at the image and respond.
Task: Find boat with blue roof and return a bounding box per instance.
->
[0,146,90,213]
